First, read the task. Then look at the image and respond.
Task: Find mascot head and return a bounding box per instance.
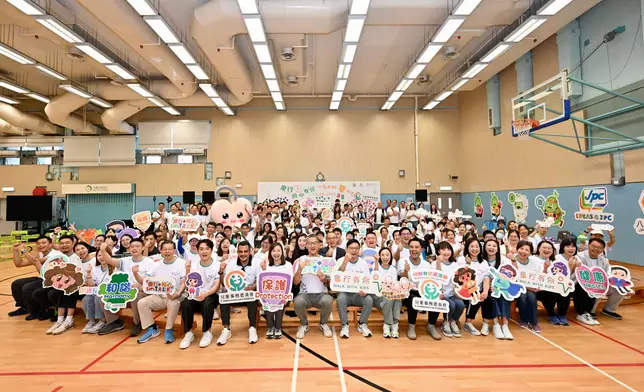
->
[209,186,252,227]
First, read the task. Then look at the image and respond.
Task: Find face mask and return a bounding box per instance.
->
[466,225,472,230]
[496,233,504,240]
[295,228,301,233]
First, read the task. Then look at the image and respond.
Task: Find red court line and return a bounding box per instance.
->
[2,362,643,377]
[50,387,63,392]
[570,319,644,356]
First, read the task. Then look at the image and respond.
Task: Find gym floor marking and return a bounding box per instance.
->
[291,338,300,392]
[332,326,347,392]
[569,319,644,356]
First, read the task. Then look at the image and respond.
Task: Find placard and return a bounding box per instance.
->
[609,265,634,296]
[474,193,484,218]
[330,272,381,295]
[516,264,575,296]
[453,266,481,305]
[575,265,609,298]
[41,253,85,295]
[132,211,153,232]
[591,223,614,232]
[410,269,451,285]
[361,248,378,274]
[357,223,370,238]
[447,209,472,220]
[142,276,176,296]
[256,271,293,311]
[76,228,103,243]
[219,270,257,304]
[574,187,614,223]
[412,280,449,312]
[168,216,201,232]
[489,265,526,301]
[337,217,355,234]
[508,192,529,224]
[97,273,139,313]
[186,272,204,300]
[534,190,566,227]
[296,256,338,275]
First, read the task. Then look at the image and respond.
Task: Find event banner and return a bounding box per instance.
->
[330,272,381,294]
[256,271,293,311]
[132,211,153,232]
[168,216,201,232]
[296,256,338,275]
[412,280,449,313]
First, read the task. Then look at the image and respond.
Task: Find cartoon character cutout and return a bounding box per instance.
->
[609,266,634,296]
[489,264,526,301]
[490,192,503,219]
[420,280,441,300]
[105,220,126,233]
[535,190,566,227]
[474,194,484,218]
[41,254,85,295]
[186,272,204,300]
[549,261,569,278]
[209,185,252,227]
[453,266,481,305]
[508,192,529,224]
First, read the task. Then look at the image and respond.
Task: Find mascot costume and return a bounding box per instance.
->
[209,186,253,227]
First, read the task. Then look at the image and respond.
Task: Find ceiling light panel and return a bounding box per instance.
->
[35,16,83,43]
[237,0,259,15]
[435,91,453,101]
[266,79,280,92]
[538,0,574,16]
[432,16,466,43]
[462,62,488,78]
[6,0,45,16]
[453,0,483,16]
[335,79,347,91]
[505,17,547,42]
[344,17,365,42]
[350,0,370,15]
[126,0,157,16]
[148,97,166,107]
[59,84,92,98]
[162,106,180,115]
[35,64,67,80]
[337,64,351,79]
[330,101,340,110]
[480,43,511,63]
[243,16,266,43]
[406,63,426,80]
[253,43,272,63]
[418,43,443,64]
[450,79,469,91]
[26,92,51,103]
[187,64,208,80]
[0,43,35,64]
[396,79,413,91]
[343,44,357,63]
[76,43,113,64]
[144,16,180,44]
[221,107,235,116]
[127,83,154,98]
[271,92,283,102]
[106,64,136,80]
[260,63,276,79]
[332,91,343,101]
[212,97,226,107]
[168,43,196,64]
[199,83,219,97]
[0,95,20,105]
[423,101,440,110]
[89,97,113,108]
[0,81,30,94]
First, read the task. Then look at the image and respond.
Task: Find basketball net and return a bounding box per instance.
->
[512,119,539,140]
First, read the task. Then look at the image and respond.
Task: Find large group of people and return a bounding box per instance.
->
[7,198,625,349]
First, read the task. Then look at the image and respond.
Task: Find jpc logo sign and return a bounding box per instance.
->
[575,187,613,222]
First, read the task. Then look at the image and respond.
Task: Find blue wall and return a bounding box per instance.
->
[461,182,644,265]
[134,195,256,213]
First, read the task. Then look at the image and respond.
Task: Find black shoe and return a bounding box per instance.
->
[285,311,297,318]
[25,312,40,321]
[601,310,622,320]
[38,309,55,321]
[8,308,28,317]
[98,319,125,335]
[130,323,142,337]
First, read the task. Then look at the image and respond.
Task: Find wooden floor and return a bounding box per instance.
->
[0,262,643,392]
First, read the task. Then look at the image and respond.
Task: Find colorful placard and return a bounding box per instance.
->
[410,269,451,285]
[337,217,355,234]
[76,228,103,244]
[132,211,153,232]
[591,223,614,232]
[186,272,204,300]
[574,187,614,223]
[380,276,412,300]
[361,248,378,274]
[474,193,484,218]
[330,272,381,295]
[508,192,529,224]
[516,262,575,296]
[296,256,338,275]
[357,222,370,238]
[453,266,481,305]
[412,280,449,313]
[575,265,609,298]
[490,192,503,218]
[534,190,566,227]
[609,265,634,296]
[41,253,85,295]
[256,271,293,311]
[142,276,176,296]
[489,265,527,301]
[447,209,472,220]
[219,270,256,304]
[97,273,139,313]
[168,216,201,232]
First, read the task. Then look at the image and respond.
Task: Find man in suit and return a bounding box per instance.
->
[321,231,345,260]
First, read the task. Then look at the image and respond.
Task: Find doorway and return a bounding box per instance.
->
[429,193,461,215]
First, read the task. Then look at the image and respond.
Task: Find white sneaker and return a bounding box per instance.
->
[577,313,595,326]
[501,324,513,340]
[450,321,462,338]
[319,324,332,338]
[357,323,372,338]
[82,320,97,333]
[232,307,241,313]
[52,320,74,335]
[88,321,105,334]
[47,321,63,335]
[217,328,232,345]
[589,314,601,325]
[464,322,481,336]
[383,324,392,338]
[480,323,490,336]
[391,323,399,339]
[442,322,453,337]
[296,325,309,339]
[213,309,220,320]
[340,324,350,338]
[248,327,258,344]
[492,323,504,340]
[199,331,214,348]
[179,331,194,349]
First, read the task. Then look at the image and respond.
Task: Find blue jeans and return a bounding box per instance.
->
[444,296,465,322]
[516,291,538,324]
[495,297,512,319]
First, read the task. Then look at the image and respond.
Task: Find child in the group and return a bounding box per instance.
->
[372,247,401,338]
[459,238,494,337]
[179,239,221,349]
[260,243,293,339]
[82,245,112,334]
[514,241,541,332]
[435,241,464,338]
[482,239,514,340]
[337,239,373,338]
[541,238,580,326]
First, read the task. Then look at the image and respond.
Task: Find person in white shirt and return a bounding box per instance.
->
[179,239,222,349]
[459,238,493,337]
[387,200,400,225]
[371,247,400,338]
[82,244,112,334]
[394,227,412,263]
[514,240,541,332]
[337,239,374,338]
[435,242,464,338]
[252,236,273,268]
[373,202,386,229]
[416,203,428,221]
[152,202,167,230]
[258,243,293,339]
[481,239,514,340]
[133,240,187,344]
[399,201,408,225]
[406,203,418,228]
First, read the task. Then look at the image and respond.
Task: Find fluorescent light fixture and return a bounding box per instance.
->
[0,95,20,104]
[35,16,83,43]
[237,0,259,14]
[127,83,154,98]
[35,64,67,80]
[406,63,426,79]
[199,83,219,97]
[144,16,180,44]
[253,43,271,63]
[126,0,157,16]
[432,16,465,43]
[337,64,351,79]
[462,62,488,78]
[243,16,266,43]
[147,97,166,107]
[332,91,343,101]
[481,43,511,63]
[59,84,92,98]
[343,44,357,63]
[335,79,347,91]
[440,186,453,191]
[89,97,113,108]
[538,0,573,15]
[344,17,365,42]
[222,107,235,116]
[274,101,285,111]
[187,64,208,80]
[330,101,340,110]
[212,97,226,107]
[271,92,283,102]
[450,79,469,91]
[0,43,35,64]
[6,0,45,16]
[76,43,113,64]
[350,0,371,15]
[26,92,51,103]
[162,106,180,115]
[381,101,394,110]
[505,17,547,42]
[389,91,403,101]
[0,80,29,94]
[453,0,483,16]
[423,101,441,110]
[260,63,276,79]
[106,64,136,80]
[396,79,413,91]
[2,187,16,192]
[418,43,443,63]
[266,79,280,92]
[435,91,453,101]
[168,43,196,64]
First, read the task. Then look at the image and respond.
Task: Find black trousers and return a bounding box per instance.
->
[11,277,40,312]
[32,285,55,311]
[220,300,258,328]
[47,290,81,310]
[464,294,495,320]
[403,291,439,326]
[537,291,570,317]
[573,283,595,315]
[181,294,219,333]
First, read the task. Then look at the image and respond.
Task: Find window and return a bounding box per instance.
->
[5,158,20,165]
[178,154,193,164]
[39,147,53,151]
[144,155,162,164]
[22,146,36,151]
[37,157,52,165]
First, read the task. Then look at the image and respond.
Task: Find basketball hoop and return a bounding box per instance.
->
[512,119,539,139]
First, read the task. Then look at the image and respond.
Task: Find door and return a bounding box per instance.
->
[429,193,461,215]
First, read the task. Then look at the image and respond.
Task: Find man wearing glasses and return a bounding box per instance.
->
[337,239,373,338]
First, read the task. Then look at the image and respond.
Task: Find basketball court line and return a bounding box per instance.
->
[511,319,637,391]
[332,326,347,392]
[569,319,644,356]
[291,339,300,392]
[50,387,63,392]
[0,299,15,307]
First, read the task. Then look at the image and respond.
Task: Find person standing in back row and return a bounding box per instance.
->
[387,200,400,225]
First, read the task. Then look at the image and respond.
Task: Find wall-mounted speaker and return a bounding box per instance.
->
[415,189,428,202]
[202,191,215,204]
[183,191,195,204]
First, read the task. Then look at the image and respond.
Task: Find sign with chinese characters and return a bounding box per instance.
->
[142,276,176,296]
[41,253,85,295]
[380,276,413,300]
[516,264,575,296]
[489,265,526,301]
[168,216,201,232]
[412,280,449,313]
[575,265,609,298]
[361,248,378,274]
[574,187,614,223]
[410,269,451,285]
[609,265,634,296]
[132,211,153,232]
[634,190,644,235]
[337,217,355,235]
[97,273,139,313]
[256,271,293,311]
[219,270,256,304]
[330,272,381,295]
[296,256,338,275]
[357,223,370,239]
